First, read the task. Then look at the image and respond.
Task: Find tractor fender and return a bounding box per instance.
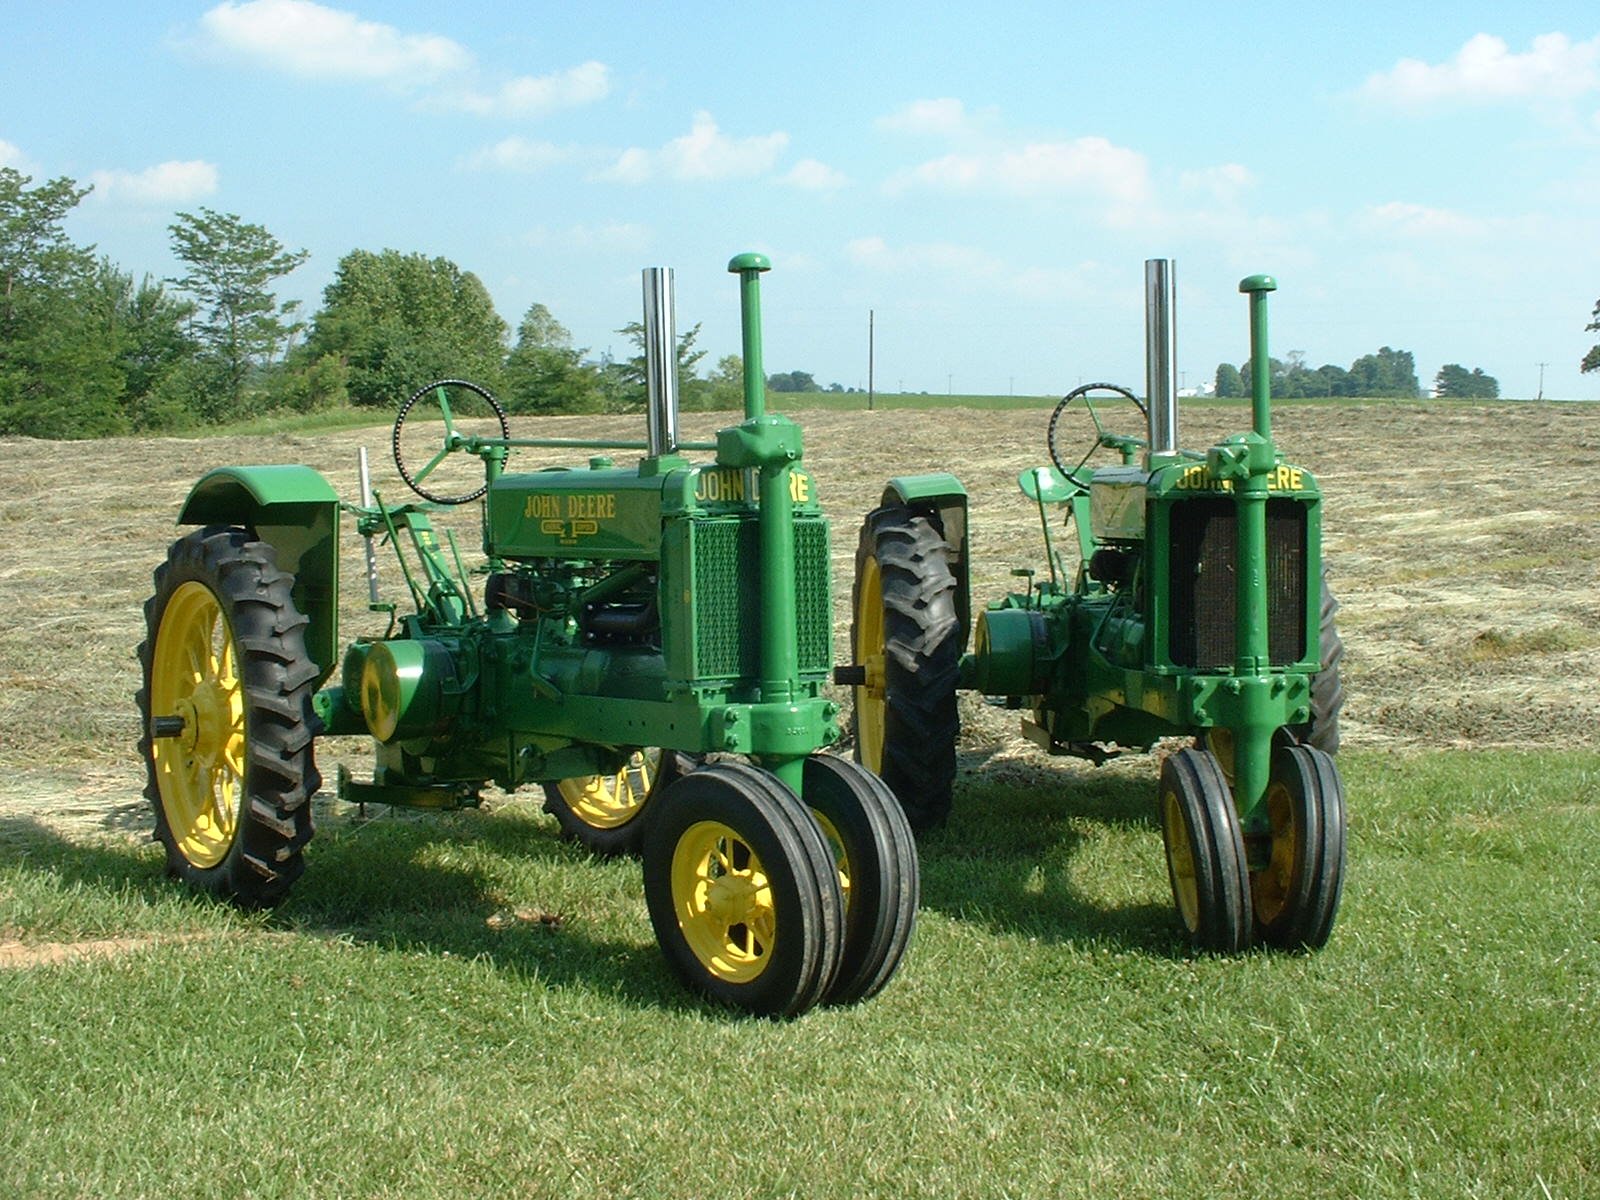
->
[178,465,342,684]
[879,473,972,653]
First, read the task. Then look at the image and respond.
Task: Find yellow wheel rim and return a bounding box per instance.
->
[811,809,852,916]
[671,820,775,984]
[1252,781,1295,926]
[1161,787,1199,932]
[151,581,245,869]
[855,557,887,771]
[556,750,655,829]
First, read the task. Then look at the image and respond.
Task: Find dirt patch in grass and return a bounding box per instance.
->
[0,931,217,970]
[3,398,1598,837]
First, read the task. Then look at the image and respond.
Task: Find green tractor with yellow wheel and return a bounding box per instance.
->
[845,261,1345,951]
[136,254,918,1017]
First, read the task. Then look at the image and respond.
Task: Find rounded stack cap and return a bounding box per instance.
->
[1239,273,1277,293]
[728,252,772,274]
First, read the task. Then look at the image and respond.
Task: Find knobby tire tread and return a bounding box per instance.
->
[137,526,321,909]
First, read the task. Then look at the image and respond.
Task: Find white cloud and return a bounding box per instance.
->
[599,112,789,184]
[876,97,989,138]
[461,137,569,173]
[1362,32,1600,106]
[196,0,469,81]
[191,2,609,121]
[888,136,1151,205]
[89,160,220,205]
[1178,163,1255,203]
[784,158,847,191]
[0,139,35,172]
[1361,201,1489,238]
[445,61,611,118]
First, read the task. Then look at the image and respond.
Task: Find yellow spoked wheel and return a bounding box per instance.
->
[642,761,844,1017]
[1158,747,1251,953]
[544,749,684,856]
[850,506,961,832]
[1251,744,1346,951]
[671,820,777,985]
[150,581,244,868]
[137,528,320,907]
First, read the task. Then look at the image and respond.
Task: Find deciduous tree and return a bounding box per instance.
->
[1583,299,1600,374]
[0,170,126,436]
[304,249,507,408]
[1213,362,1243,398]
[167,208,308,417]
[1433,363,1499,399]
[612,319,707,410]
[504,302,600,413]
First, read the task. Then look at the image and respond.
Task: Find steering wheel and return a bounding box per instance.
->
[1046,382,1147,486]
[392,379,510,505]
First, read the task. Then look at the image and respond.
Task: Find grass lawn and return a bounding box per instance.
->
[3,749,1595,1199]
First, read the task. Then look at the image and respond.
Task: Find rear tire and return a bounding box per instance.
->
[851,506,961,832]
[643,762,844,1017]
[802,755,920,1005]
[1299,568,1344,753]
[137,527,320,909]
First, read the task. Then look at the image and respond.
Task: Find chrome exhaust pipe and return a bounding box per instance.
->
[1144,258,1177,455]
[642,266,679,457]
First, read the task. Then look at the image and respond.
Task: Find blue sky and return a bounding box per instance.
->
[4,1,1599,399]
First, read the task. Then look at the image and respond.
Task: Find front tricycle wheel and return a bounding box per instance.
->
[642,762,843,1017]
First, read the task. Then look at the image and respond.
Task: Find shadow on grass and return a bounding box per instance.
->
[914,748,1182,956]
[0,813,175,903]
[0,807,696,1016]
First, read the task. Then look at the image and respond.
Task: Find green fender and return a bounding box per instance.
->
[178,465,342,683]
[879,473,972,653]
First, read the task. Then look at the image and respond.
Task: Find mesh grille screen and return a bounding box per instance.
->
[692,517,831,680]
[1168,498,1307,668]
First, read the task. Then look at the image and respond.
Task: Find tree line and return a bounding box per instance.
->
[1213,348,1499,400]
[0,169,856,440]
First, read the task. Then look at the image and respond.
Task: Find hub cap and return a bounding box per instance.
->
[671,821,775,983]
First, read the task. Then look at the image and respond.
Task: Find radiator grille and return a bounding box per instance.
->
[691,516,831,681]
[1167,498,1307,669]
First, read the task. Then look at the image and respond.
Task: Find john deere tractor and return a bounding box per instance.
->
[136,254,918,1016]
[846,261,1345,951]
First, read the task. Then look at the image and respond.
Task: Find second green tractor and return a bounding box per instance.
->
[846,261,1346,952]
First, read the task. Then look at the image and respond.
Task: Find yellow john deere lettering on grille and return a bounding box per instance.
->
[1173,464,1304,493]
[694,467,814,505]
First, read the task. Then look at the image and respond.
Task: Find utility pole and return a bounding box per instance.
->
[1536,361,1547,402]
[868,309,875,411]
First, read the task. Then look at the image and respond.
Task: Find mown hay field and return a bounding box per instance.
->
[2,398,1597,830]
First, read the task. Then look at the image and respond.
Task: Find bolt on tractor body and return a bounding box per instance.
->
[845,261,1346,952]
[137,255,918,1017]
